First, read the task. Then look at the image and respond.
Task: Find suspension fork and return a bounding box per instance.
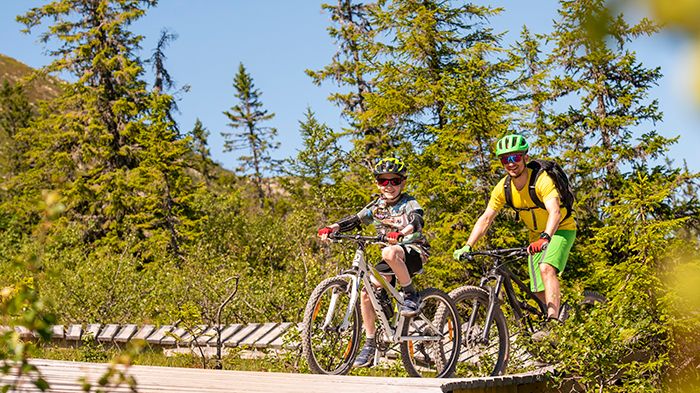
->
[320,272,361,332]
[480,275,505,343]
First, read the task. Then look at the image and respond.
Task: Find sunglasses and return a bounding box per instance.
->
[377,177,403,186]
[500,153,524,165]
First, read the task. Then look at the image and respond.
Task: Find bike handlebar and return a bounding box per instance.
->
[459,247,528,261]
[328,233,386,243]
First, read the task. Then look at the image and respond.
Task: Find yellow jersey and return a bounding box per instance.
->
[487,168,576,239]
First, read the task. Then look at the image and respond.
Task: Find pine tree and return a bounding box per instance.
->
[189,118,214,184]
[221,63,279,205]
[14,0,200,260]
[307,0,385,164]
[545,0,673,234]
[0,81,33,180]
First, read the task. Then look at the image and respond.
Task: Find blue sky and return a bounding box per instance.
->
[1,1,698,173]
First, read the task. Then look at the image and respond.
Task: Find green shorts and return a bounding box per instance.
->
[528,230,576,292]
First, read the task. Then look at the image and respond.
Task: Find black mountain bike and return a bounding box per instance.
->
[449,247,605,377]
[301,233,461,377]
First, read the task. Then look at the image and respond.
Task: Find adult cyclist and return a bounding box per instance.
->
[453,134,576,336]
[317,157,429,367]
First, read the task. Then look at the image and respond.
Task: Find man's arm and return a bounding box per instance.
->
[466,207,499,247]
[542,197,561,237]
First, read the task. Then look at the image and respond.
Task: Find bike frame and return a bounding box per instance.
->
[327,234,443,345]
[468,249,548,343]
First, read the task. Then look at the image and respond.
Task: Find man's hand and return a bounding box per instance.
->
[527,238,549,255]
[386,231,403,244]
[317,226,335,241]
[453,244,472,261]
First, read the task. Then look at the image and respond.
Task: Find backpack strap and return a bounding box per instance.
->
[527,162,546,210]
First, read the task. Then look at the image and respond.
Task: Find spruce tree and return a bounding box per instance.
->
[0,81,33,180]
[307,1,384,165]
[14,0,199,260]
[189,118,214,184]
[221,63,279,206]
[545,0,673,234]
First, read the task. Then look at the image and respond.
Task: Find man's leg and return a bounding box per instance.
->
[530,230,576,320]
[535,264,561,319]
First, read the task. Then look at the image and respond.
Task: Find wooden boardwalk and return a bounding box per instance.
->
[4,323,555,392]
[4,359,449,393]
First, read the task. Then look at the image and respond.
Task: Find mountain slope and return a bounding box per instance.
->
[0,53,61,102]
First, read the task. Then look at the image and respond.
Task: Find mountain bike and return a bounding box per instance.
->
[301,233,461,378]
[450,247,605,377]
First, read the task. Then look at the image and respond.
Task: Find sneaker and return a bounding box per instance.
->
[531,318,559,343]
[353,342,376,368]
[400,291,421,317]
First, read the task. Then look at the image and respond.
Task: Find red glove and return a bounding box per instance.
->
[386,231,403,243]
[528,238,549,255]
[317,227,333,237]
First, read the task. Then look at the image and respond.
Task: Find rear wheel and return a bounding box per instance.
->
[400,288,461,378]
[449,285,509,377]
[302,276,361,375]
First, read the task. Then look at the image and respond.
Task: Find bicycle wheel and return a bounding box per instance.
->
[449,285,509,377]
[400,287,461,378]
[302,276,361,375]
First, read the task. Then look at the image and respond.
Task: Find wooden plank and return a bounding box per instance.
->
[206,324,243,347]
[85,323,101,340]
[27,358,448,393]
[160,327,188,346]
[176,324,208,344]
[255,322,291,348]
[194,326,219,346]
[114,324,138,343]
[267,323,296,349]
[65,324,82,341]
[96,324,120,342]
[51,325,65,339]
[243,322,279,348]
[146,325,174,345]
[133,324,155,341]
[224,323,261,347]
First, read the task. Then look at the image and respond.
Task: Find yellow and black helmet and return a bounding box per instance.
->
[373,157,407,178]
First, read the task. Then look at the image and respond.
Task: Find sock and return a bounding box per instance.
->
[365,336,376,347]
[401,280,416,295]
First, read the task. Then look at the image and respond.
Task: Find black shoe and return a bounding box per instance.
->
[353,342,376,368]
[400,291,421,317]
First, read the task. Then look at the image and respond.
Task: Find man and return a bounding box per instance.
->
[453,134,576,334]
[318,157,429,367]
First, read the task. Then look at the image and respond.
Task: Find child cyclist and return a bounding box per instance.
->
[317,157,430,368]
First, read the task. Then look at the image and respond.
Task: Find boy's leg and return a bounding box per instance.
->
[381,245,421,316]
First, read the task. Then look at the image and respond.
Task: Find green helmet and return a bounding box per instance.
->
[495,134,529,156]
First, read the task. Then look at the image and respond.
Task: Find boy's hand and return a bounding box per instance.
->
[386,231,403,244]
[317,226,335,241]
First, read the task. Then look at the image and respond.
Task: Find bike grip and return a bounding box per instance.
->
[459,252,474,262]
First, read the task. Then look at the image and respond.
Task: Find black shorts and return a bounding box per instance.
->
[375,245,424,283]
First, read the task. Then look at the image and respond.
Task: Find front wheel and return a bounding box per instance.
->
[400,287,461,378]
[302,276,361,375]
[449,285,509,377]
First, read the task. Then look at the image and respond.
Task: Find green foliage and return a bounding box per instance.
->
[0,1,698,389]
